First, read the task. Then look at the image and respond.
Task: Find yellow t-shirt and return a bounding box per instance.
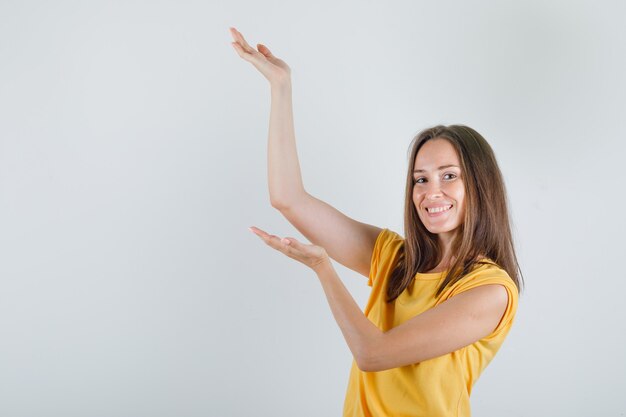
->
[343,229,519,417]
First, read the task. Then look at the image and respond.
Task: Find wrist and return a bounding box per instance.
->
[312,256,333,275]
[270,79,292,95]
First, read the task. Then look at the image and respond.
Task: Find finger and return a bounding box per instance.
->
[250,227,283,248]
[231,41,243,54]
[279,238,310,259]
[229,28,249,53]
[281,237,302,247]
[231,42,255,62]
[248,226,271,239]
[231,40,268,69]
[268,235,300,252]
[232,28,256,54]
[276,238,303,259]
[280,238,299,253]
[249,227,303,258]
[257,43,273,57]
[265,234,290,252]
[229,28,253,57]
[251,228,272,243]
[256,44,283,67]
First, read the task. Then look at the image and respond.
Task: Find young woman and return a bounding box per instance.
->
[230,27,523,417]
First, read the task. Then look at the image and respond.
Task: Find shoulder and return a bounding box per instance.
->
[371,228,404,259]
[445,261,519,337]
[376,228,403,246]
[367,229,404,287]
[446,262,517,296]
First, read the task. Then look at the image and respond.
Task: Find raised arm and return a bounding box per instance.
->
[230,27,381,278]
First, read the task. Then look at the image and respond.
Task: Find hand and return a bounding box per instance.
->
[229,27,292,87]
[249,226,330,271]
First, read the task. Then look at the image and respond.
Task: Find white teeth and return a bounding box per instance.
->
[427,205,452,213]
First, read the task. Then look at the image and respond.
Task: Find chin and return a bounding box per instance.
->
[420,220,458,235]
[427,227,451,234]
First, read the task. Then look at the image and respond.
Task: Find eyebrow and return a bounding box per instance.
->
[413,164,460,174]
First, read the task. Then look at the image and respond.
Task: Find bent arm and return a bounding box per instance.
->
[266,81,381,277]
[364,284,509,372]
[313,259,382,370]
[313,259,509,372]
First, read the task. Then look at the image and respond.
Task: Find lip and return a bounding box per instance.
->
[424,204,453,217]
[424,204,453,209]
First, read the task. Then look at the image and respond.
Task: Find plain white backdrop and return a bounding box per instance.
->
[1,0,625,416]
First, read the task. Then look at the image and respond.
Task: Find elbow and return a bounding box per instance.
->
[270,197,291,211]
[355,333,400,372]
[270,190,309,211]
[269,197,283,210]
[358,353,397,373]
[356,355,384,373]
[270,189,309,211]
[356,358,376,373]
[355,341,381,373]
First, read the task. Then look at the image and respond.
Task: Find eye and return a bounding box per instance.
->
[412,173,457,184]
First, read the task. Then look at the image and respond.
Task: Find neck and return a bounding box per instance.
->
[437,231,456,261]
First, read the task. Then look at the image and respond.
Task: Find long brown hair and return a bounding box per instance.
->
[386,125,524,303]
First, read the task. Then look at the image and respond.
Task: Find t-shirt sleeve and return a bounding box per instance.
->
[448,269,519,339]
[367,228,401,287]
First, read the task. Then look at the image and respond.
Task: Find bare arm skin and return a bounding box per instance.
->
[230,27,381,278]
[236,30,510,373]
[313,260,509,372]
[250,227,509,372]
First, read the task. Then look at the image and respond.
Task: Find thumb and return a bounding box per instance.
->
[282,237,306,248]
[257,43,273,57]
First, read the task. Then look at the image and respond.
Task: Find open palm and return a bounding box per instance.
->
[249,226,329,271]
[229,27,291,85]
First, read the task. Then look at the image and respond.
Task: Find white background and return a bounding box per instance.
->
[1,0,625,416]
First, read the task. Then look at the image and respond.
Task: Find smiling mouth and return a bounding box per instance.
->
[426,204,453,214]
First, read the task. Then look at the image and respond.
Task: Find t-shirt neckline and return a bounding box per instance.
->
[415,270,448,280]
[414,259,497,280]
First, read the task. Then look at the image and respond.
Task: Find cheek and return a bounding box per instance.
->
[451,183,465,202]
[454,191,466,216]
[413,188,424,203]
[448,184,465,214]
[456,201,466,217]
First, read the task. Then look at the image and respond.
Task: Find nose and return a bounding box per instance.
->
[424,182,443,201]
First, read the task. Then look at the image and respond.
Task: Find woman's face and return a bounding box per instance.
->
[412,138,466,238]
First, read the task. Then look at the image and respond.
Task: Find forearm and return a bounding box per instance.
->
[267,81,306,208]
[313,259,383,369]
